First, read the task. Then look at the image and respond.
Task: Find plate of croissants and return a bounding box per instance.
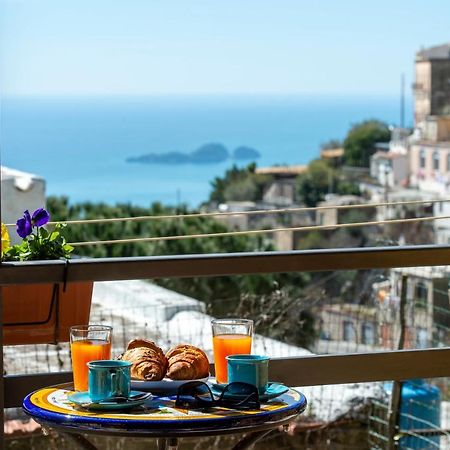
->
[117,339,210,390]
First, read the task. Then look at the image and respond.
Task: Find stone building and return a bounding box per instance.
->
[414,43,450,125]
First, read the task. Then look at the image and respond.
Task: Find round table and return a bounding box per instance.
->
[23,383,307,450]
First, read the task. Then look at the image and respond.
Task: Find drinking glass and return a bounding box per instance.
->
[70,325,112,391]
[211,318,253,384]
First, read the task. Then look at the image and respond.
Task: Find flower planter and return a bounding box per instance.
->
[2,281,93,346]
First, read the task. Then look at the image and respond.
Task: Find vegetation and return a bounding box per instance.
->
[321,138,342,150]
[48,196,308,319]
[208,163,272,203]
[296,159,360,206]
[343,119,390,167]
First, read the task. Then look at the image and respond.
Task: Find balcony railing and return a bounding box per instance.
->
[1,244,450,444]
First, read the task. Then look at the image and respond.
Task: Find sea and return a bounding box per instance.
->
[0,94,412,208]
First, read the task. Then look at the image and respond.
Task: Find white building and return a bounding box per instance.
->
[1,166,46,244]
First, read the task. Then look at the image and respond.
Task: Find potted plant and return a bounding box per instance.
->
[1,208,93,345]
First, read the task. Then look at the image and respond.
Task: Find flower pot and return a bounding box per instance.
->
[2,281,93,345]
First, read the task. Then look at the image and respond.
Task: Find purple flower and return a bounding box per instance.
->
[16,210,32,238]
[16,208,50,239]
[31,208,50,227]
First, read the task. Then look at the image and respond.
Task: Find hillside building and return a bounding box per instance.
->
[414,43,450,125]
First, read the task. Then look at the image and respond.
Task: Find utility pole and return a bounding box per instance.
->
[400,73,405,129]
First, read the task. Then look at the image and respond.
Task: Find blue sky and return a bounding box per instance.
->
[1,0,449,96]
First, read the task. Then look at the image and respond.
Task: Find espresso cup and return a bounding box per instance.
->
[87,360,132,402]
[226,354,270,394]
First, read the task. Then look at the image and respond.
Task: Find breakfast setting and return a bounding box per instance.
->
[65,318,291,412]
[23,319,306,449]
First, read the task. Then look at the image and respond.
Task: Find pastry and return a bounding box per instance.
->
[166,344,210,380]
[120,339,168,381]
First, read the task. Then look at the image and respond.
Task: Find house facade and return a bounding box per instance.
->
[414,43,450,125]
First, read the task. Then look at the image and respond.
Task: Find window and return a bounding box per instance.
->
[433,150,440,171]
[419,149,426,168]
[343,321,356,342]
[361,322,375,345]
[415,281,428,307]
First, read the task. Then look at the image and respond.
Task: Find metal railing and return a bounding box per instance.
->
[1,244,450,443]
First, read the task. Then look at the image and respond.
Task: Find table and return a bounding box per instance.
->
[23,383,307,450]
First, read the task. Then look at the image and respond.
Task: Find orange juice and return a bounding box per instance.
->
[71,339,111,391]
[213,334,252,384]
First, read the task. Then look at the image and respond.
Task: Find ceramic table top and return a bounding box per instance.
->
[23,383,307,437]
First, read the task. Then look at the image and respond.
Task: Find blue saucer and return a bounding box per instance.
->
[210,382,289,401]
[67,390,151,411]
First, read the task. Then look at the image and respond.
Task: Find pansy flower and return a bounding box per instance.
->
[16,208,50,238]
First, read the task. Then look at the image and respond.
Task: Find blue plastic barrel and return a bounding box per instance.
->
[385,379,441,449]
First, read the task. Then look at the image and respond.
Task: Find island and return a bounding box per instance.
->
[126,143,261,165]
[233,146,261,160]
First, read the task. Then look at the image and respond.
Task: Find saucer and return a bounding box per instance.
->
[67,390,151,411]
[210,382,289,401]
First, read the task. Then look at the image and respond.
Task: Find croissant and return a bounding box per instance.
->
[121,339,168,381]
[166,344,210,380]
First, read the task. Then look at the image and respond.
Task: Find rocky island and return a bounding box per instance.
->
[127,143,261,165]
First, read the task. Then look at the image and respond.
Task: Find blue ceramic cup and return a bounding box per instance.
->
[87,360,132,402]
[226,355,270,394]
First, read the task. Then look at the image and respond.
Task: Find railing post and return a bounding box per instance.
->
[387,275,408,449]
[0,287,3,449]
[0,154,4,448]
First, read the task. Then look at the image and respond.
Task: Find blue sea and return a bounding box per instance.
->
[0,94,412,207]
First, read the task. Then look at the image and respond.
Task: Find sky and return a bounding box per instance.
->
[1,0,449,97]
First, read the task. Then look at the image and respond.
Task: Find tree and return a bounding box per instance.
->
[296,159,360,207]
[343,120,390,167]
[321,139,342,150]
[47,196,307,315]
[296,159,335,206]
[208,163,271,204]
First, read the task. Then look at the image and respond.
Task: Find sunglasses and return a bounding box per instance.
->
[175,381,261,410]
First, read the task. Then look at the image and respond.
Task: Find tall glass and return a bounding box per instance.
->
[212,318,253,384]
[70,325,112,392]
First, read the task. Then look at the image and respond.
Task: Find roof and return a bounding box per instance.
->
[255,165,306,176]
[372,151,404,160]
[320,148,344,159]
[1,166,44,192]
[93,280,206,322]
[416,43,450,61]
[1,166,43,181]
[318,195,364,207]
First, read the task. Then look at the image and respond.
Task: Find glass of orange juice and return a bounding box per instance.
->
[70,325,112,391]
[211,318,253,384]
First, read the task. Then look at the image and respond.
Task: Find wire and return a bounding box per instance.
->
[69,213,450,247]
[4,197,448,227]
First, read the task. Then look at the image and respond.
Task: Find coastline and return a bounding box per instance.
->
[1,94,411,207]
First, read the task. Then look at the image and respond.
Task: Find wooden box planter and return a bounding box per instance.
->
[2,281,93,346]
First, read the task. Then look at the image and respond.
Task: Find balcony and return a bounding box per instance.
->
[1,245,450,449]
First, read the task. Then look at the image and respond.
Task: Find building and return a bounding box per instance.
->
[1,166,46,244]
[320,148,344,167]
[314,303,379,350]
[255,165,306,206]
[316,194,366,227]
[373,266,450,349]
[414,43,450,125]
[212,200,313,251]
[370,151,409,188]
[409,116,450,194]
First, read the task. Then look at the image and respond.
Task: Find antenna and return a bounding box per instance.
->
[400,73,405,128]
